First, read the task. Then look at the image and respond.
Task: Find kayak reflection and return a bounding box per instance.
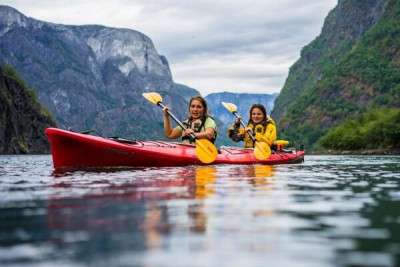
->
[47,166,218,253]
[47,165,276,256]
[141,166,217,245]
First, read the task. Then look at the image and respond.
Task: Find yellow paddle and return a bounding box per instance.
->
[143,92,218,164]
[222,102,271,160]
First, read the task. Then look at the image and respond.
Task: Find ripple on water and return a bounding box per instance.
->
[0,155,399,267]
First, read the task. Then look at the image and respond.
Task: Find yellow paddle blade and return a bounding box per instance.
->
[195,139,218,164]
[143,92,162,105]
[254,141,271,160]
[222,102,237,113]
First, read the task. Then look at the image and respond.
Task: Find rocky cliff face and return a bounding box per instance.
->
[0,65,57,154]
[0,5,186,140]
[271,0,398,150]
[273,0,387,120]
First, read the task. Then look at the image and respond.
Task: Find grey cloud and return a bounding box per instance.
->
[0,0,337,94]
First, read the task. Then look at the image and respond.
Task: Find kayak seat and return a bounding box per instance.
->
[75,129,138,145]
[108,136,138,145]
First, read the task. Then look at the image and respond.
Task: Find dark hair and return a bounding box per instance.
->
[189,95,209,117]
[248,104,267,124]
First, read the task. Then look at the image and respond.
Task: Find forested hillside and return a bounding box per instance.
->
[318,108,400,152]
[0,65,57,153]
[272,0,399,152]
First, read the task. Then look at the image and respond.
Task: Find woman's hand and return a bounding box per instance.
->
[162,107,170,117]
[183,128,195,137]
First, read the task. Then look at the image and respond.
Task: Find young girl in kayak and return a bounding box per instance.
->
[163,96,217,144]
[228,104,276,148]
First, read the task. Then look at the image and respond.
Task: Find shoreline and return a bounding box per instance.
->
[310,148,400,155]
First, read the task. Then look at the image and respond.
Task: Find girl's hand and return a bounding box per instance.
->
[245,127,253,134]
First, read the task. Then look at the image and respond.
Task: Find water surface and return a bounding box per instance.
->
[0,155,399,267]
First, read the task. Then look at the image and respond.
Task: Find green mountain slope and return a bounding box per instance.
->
[272,0,399,151]
[0,65,57,153]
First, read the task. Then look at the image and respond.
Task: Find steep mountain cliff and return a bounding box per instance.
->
[0,5,186,140]
[272,0,399,151]
[0,65,57,153]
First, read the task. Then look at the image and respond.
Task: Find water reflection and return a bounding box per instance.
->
[193,167,217,199]
[46,166,223,257]
[46,165,277,259]
[287,156,400,267]
[250,165,275,186]
[2,155,399,267]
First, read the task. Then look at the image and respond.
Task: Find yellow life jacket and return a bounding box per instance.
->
[182,116,217,144]
[243,119,275,148]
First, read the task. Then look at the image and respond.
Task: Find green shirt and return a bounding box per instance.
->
[175,117,216,132]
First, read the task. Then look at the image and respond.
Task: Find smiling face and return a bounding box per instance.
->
[189,99,204,120]
[251,107,265,124]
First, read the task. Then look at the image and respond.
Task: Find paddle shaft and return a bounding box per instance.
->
[157,102,196,142]
[232,111,257,141]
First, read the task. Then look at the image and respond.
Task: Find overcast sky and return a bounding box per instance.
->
[1,0,337,96]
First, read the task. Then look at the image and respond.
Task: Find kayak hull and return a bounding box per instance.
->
[45,128,305,169]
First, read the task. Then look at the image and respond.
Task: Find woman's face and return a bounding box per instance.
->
[189,99,204,119]
[251,107,265,124]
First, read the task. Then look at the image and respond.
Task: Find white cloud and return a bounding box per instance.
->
[0,0,337,95]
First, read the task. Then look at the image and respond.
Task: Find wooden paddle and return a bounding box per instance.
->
[222,102,271,160]
[143,92,218,164]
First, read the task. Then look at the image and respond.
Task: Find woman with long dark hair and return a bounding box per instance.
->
[163,96,217,144]
[228,103,276,148]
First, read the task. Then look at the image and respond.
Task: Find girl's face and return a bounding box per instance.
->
[189,100,204,119]
[251,107,265,124]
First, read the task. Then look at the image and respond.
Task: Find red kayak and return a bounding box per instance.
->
[45,127,305,169]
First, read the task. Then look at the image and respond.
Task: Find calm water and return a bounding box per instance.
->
[0,155,399,267]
